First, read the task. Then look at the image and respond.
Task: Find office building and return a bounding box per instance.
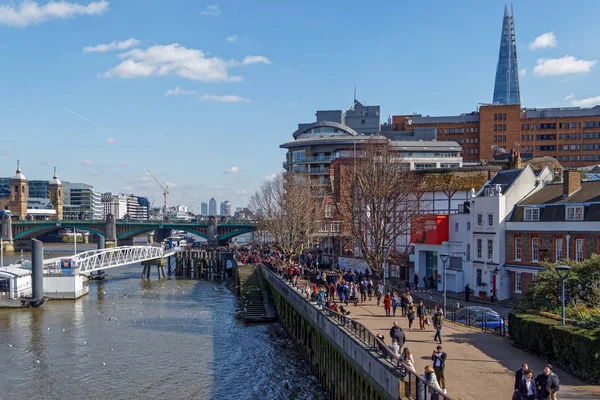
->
[201,202,208,216]
[68,183,102,220]
[493,4,520,105]
[220,200,231,217]
[208,197,217,216]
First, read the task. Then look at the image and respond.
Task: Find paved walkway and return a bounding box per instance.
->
[331,297,600,399]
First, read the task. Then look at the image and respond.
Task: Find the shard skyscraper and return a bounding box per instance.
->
[493,4,521,105]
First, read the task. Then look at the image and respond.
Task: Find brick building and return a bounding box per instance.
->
[505,170,600,298]
[393,105,600,167]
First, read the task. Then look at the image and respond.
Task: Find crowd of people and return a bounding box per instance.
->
[235,246,562,399]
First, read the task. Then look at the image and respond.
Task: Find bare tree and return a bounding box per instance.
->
[338,137,420,278]
[248,173,321,260]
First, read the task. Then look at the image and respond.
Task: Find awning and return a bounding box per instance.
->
[503,263,544,273]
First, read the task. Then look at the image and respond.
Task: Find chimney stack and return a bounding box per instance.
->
[563,169,581,197]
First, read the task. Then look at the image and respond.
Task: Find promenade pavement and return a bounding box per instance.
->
[334,297,600,400]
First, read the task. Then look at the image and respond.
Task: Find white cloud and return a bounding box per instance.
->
[198,94,249,103]
[201,4,220,16]
[529,32,557,50]
[235,190,247,195]
[533,56,597,77]
[242,55,271,65]
[225,166,240,174]
[165,86,196,96]
[264,173,277,182]
[83,38,140,53]
[107,137,118,143]
[564,94,574,101]
[101,43,269,82]
[568,95,600,107]
[519,68,527,76]
[226,34,240,42]
[0,0,109,27]
[79,160,94,166]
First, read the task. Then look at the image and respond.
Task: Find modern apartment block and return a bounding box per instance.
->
[67,183,102,220]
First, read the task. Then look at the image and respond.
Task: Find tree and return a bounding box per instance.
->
[248,173,321,260]
[338,137,420,278]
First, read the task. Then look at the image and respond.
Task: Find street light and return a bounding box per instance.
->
[439,253,449,315]
[554,265,571,326]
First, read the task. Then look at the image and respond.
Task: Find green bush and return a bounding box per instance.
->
[509,313,600,383]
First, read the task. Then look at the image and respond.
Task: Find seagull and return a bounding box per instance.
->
[102,362,106,366]
[36,360,40,364]
[110,348,114,351]
[83,341,87,345]
[47,328,50,331]
[8,344,12,348]
[63,329,66,332]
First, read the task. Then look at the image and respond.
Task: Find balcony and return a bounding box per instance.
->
[292,155,333,164]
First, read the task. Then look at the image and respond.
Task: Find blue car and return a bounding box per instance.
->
[453,307,506,333]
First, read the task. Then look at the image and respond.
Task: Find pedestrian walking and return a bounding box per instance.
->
[433,307,444,343]
[517,369,537,400]
[514,363,529,392]
[383,292,392,317]
[535,365,559,400]
[417,301,427,330]
[465,284,471,303]
[400,292,408,316]
[407,304,416,331]
[413,272,419,289]
[431,345,447,393]
[391,292,399,317]
[375,283,383,306]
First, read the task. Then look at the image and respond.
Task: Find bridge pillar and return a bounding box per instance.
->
[105,213,117,247]
[207,216,218,247]
[1,213,14,252]
[97,235,105,250]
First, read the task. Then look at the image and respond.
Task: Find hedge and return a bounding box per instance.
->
[509,313,600,383]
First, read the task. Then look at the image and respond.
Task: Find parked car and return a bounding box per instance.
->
[452,306,506,333]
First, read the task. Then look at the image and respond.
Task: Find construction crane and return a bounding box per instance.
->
[148,170,169,221]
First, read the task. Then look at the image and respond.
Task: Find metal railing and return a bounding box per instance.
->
[266,266,452,400]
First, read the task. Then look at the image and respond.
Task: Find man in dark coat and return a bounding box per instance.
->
[393,326,406,347]
[514,363,529,391]
[536,365,559,400]
[413,272,419,289]
[431,345,447,391]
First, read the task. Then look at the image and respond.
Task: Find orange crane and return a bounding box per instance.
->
[148,170,169,220]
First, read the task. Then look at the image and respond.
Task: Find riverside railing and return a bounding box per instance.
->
[265,265,452,400]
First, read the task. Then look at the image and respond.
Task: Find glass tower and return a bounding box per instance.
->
[493,4,520,105]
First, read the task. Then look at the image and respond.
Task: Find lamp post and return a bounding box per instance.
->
[0,235,3,268]
[439,253,449,315]
[554,265,571,326]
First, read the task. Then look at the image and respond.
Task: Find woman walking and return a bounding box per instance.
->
[391,292,399,317]
[417,301,427,330]
[383,292,392,317]
[407,304,416,330]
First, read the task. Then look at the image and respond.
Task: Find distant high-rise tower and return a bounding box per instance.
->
[493,4,520,105]
[208,197,217,216]
[201,202,208,216]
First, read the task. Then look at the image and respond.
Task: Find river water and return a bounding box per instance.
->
[0,245,325,400]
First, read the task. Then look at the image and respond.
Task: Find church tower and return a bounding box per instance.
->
[9,160,28,220]
[48,167,63,220]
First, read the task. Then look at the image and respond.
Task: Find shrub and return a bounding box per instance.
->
[509,313,600,383]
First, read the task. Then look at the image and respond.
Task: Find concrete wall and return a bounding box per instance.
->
[262,266,403,400]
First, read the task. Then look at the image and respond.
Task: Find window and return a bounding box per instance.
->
[487,213,494,226]
[515,237,522,261]
[467,222,471,231]
[361,119,366,125]
[503,113,507,120]
[476,214,483,227]
[455,222,459,232]
[331,222,340,233]
[555,238,563,261]
[476,269,483,286]
[566,206,583,220]
[576,239,584,262]
[487,239,493,260]
[292,150,305,162]
[494,113,497,120]
[476,239,482,259]
[524,208,540,221]
[515,272,522,293]
[466,244,471,261]
[494,125,498,131]
[532,237,539,262]
[325,205,334,218]
[503,125,506,131]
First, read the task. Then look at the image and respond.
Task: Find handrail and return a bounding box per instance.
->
[262,265,452,400]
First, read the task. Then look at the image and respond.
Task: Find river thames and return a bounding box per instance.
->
[0,245,325,400]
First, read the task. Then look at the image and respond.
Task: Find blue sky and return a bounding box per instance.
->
[1,0,599,212]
